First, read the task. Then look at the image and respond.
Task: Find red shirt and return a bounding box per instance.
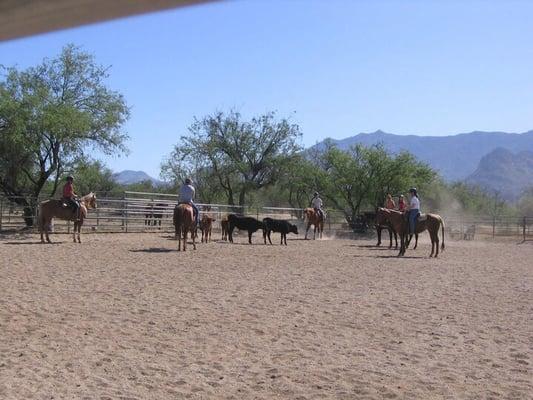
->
[398,200,405,211]
[63,182,74,198]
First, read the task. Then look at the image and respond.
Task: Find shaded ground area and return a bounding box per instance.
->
[1,233,532,399]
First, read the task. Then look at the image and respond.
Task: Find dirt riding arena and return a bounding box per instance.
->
[1,232,532,399]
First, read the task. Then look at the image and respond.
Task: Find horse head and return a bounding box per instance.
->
[81,192,97,209]
[375,207,389,225]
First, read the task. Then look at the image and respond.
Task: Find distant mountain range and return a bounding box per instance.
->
[310,130,533,182]
[112,170,163,186]
[466,148,533,200]
[113,130,533,201]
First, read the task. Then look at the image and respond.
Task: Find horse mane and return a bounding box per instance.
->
[80,192,95,201]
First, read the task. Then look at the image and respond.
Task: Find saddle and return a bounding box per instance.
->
[403,212,427,222]
[61,198,79,210]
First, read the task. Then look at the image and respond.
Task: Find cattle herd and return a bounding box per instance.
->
[196,213,300,246]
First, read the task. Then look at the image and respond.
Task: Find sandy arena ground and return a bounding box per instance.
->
[0,231,532,399]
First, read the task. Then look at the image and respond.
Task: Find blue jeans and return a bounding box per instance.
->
[409,209,419,234]
[191,202,199,225]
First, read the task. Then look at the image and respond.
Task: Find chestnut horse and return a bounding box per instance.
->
[173,203,197,251]
[38,192,97,243]
[304,207,324,240]
[376,208,445,258]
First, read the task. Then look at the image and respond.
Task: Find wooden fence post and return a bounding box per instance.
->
[0,198,3,231]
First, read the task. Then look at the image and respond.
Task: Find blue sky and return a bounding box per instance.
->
[1,0,532,178]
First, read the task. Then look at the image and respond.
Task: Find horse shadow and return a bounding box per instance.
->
[350,244,393,250]
[2,241,63,245]
[374,254,426,259]
[129,248,174,253]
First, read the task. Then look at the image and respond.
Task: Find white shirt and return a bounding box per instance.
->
[410,196,420,210]
[311,197,323,208]
[179,184,195,203]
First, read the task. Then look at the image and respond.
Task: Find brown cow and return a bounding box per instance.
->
[200,214,216,243]
[221,217,229,241]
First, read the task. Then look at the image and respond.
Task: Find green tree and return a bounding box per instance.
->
[308,143,436,221]
[162,110,302,207]
[64,159,118,197]
[0,44,129,225]
[517,187,533,216]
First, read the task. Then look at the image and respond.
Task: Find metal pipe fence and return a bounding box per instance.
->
[1,192,532,241]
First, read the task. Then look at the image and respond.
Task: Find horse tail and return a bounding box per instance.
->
[440,217,445,251]
[173,205,180,226]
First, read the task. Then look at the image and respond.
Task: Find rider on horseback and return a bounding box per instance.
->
[62,176,80,220]
[407,188,420,234]
[310,192,324,221]
[398,194,406,212]
[179,178,199,226]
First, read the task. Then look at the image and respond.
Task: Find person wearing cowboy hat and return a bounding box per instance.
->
[310,191,324,220]
[179,177,199,226]
[407,187,420,234]
[62,175,80,220]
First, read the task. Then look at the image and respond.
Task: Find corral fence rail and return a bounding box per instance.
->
[1,192,532,241]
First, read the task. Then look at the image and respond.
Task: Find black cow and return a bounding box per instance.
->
[227,214,264,244]
[263,217,299,246]
[145,203,166,228]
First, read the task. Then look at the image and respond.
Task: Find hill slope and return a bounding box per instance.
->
[112,170,162,186]
[310,130,533,181]
[466,148,533,200]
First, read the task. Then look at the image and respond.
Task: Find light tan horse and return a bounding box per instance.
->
[38,193,97,243]
[173,203,197,251]
[304,207,324,239]
[376,208,445,258]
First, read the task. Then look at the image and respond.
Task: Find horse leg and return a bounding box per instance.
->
[434,231,439,258]
[414,233,418,250]
[305,223,310,240]
[39,217,46,243]
[405,234,412,249]
[429,232,435,257]
[177,227,182,251]
[248,231,253,244]
[388,228,393,248]
[398,234,405,257]
[228,225,234,243]
[394,231,398,249]
[376,226,382,246]
[191,227,196,250]
[44,219,53,243]
[313,225,316,240]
